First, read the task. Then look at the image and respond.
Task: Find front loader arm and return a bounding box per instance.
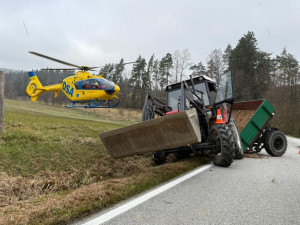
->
[141,92,172,121]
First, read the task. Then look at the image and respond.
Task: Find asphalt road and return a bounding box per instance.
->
[76,136,300,225]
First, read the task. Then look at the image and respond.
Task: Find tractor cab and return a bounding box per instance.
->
[166,75,217,111]
[165,71,234,121]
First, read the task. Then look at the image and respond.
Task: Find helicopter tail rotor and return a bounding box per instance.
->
[26,71,62,101]
[26,71,44,101]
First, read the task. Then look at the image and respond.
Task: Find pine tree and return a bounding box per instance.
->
[152,59,160,90]
[99,64,114,79]
[223,44,232,70]
[189,62,206,77]
[159,53,173,88]
[275,48,299,102]
[228,31,275,100]
[228,31,260,100]
[253,51,272,99]
[129,55,147,106]
[143,54,154,91]
[113,59,125,83]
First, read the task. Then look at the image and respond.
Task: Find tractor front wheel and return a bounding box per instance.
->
[210,124,235,167]
[264,130,287,157]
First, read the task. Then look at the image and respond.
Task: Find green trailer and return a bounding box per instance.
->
[232,99,287,156]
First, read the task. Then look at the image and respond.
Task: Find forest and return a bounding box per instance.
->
[2,31,300,137]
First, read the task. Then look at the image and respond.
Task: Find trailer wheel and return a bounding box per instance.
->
[210,124,235,167]
[264,130,287,157]
[152,151,166,165]
[228,117,244,159]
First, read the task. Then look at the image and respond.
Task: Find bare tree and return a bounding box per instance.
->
[179,49,192,81]
[172,50,181,82]
[206,49,225,83]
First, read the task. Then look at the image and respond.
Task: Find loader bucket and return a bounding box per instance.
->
[99,108,201,158]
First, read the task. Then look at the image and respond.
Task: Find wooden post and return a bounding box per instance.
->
[0,71,4,132]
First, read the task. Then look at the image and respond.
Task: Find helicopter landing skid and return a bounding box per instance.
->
[66,100,120,108]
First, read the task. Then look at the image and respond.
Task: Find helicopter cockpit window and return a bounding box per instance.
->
[82,80,90,89]
[91,79,101,89]
[74,82,80,89]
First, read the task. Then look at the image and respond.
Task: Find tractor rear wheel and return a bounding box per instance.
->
[228,117,244,159]
[210,124,235,167]
[264,130,287,157]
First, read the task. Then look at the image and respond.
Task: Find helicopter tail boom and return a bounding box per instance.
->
[26,71,61,101]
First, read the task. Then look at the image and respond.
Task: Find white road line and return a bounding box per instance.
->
[82,163,213,225]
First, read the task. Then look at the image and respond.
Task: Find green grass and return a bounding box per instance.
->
[2,100,124,176]
[4,98,136,126]
[0,99,211,225]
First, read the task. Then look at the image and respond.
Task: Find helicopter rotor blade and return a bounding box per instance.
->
[29,51,82,69]
[41,68,78,71]
[122,61,135,65]
[82,66,99,70]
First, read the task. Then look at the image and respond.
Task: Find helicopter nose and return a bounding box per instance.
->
[104,84,120,95]
[115,84,120,93]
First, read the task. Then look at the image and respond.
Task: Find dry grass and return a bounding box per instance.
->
[78,107,142,122]
[0,157,210,225]
[0,155,152,208]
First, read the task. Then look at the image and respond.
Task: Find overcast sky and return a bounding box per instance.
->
[1,0,299,71]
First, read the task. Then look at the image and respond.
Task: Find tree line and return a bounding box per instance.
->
[3,31,300,136]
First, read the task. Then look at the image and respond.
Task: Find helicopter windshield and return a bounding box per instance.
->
[99,78,115,90]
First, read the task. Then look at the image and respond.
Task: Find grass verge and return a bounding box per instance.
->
[0,99,211,224]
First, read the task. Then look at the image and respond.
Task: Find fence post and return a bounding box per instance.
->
[0,71,4,132]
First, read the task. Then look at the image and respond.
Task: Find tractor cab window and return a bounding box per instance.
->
[194,82,210,106]
[82,80,90,89]
[167,82,211,111]
[91,79,101,89]
[215,71,233,104]
[168,88,181,111]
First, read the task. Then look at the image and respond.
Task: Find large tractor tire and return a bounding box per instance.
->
[264,130,287,157]
[210,124,235,167]
[228,117,244,159]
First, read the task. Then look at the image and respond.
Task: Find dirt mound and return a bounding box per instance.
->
[244,153,266,159]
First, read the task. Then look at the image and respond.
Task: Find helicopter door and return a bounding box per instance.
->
[80,80,96,100]
[82,80,90,89]
[91,79,101,90]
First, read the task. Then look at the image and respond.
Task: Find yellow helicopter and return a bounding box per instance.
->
[26,51,129,108]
